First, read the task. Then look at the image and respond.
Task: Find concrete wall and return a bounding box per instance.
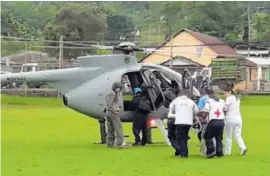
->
[1,89,59,97]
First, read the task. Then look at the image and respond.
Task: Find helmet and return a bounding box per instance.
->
[133,87,142,94]
[112,82,123,91]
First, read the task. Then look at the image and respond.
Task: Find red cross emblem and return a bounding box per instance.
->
[214,109,221,118]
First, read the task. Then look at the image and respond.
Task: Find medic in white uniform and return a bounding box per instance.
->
[224,89,248,156]
[168,92,198,158]
[204,89,225,158]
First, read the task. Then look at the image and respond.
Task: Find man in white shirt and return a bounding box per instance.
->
[168,91,198,158]
[204,89,225,158]
[224,89,248,156]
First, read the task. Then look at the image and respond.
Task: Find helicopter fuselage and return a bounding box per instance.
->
[1,54,200,123]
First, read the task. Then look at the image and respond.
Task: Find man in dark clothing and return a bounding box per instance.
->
[163,87,179,155]
[130,87,151,146]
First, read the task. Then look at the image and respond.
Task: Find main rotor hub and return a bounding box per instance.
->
[113,42,143,55]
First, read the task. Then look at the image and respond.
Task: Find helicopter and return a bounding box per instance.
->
[1,42,205,145]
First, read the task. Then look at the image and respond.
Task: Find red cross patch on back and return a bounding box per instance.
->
[214,109,221,118]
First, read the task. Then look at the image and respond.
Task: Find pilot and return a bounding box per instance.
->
[168,90,198,158]
[203,89,225,158]
[130,87,151,146]
[105,82,127,148]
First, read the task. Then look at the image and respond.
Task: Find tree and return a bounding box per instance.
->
[252,13,270,45]
[106,14,134,43]
[43,3,107,59]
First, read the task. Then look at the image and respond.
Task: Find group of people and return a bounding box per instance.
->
[167,88,248,158]
[104,81,248,159]
[105,81,151,148]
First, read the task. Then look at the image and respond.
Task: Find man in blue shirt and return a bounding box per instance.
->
[196,89,209,142]
[197,95,208,109]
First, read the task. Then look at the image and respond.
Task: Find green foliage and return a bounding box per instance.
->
[252,13,270,44]
[1,1,270,58]
[43,3,107,59]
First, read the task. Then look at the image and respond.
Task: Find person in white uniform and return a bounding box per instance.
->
[168,91,198,158]
[224,89,248,156]
[204,89,225,158]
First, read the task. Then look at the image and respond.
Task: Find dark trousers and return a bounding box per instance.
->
[132,112,148,144]
[167,118,179,155]
[204,120,225,156]
[175,124,191,157]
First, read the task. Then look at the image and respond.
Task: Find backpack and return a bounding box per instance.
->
[138,96,151,113]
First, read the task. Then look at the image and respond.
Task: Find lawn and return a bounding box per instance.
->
[1,95,270,176]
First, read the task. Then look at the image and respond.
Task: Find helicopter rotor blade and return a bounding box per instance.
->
[91,45,114,50]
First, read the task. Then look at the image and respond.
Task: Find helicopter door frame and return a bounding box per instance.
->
[140,69,166,110]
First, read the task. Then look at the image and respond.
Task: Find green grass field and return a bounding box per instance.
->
[1,95,270,176]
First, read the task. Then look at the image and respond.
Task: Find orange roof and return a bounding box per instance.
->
[140,29,238,63]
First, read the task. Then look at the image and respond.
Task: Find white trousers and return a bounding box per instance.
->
[225,121,247,154]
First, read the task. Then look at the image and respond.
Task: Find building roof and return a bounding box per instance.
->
[140,28,238,63]
[161,56,205,67]
[245,57,270,66]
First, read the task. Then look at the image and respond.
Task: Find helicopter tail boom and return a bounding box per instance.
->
[1,67,103,93]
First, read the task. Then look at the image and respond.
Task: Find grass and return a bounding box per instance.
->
[1,95,270,176]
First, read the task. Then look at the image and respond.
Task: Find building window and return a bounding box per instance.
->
[196,46,203,58]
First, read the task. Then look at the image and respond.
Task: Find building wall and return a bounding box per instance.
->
[142,31,218,66]
[235,67,270,90]
[249,68,269,81]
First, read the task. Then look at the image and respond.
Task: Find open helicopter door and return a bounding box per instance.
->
[140,69,166,109]
[140,69,171,146]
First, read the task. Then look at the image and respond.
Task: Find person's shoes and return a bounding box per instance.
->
[174,151,180,156]
[116,144,129,149]
[107,145,114,148]
[132,142,141,146]
[141,142,146,146]
[240,148,248,156]
[179,155,188,158]
[224,152,231,156]
[206,151,216,158]
[217,153,224,158]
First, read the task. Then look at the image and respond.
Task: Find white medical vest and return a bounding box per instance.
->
[168,96,197,125]
[205,98,225,121]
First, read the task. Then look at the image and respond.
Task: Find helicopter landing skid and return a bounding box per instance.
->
[94,119,154,145]
[94,120,107,144]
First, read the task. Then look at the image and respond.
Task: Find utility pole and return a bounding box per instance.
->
[169,34,173,68]
[59,35,63,69]
[168,23,173,69]
[247,6,251,57]
[148,24,150,42]
[246,6,251,90]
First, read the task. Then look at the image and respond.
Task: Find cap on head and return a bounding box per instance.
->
[112,82,122,91]
[133,87,142,94]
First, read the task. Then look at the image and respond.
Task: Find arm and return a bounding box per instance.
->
[193,103,199,115]
[129,97,140,111]
[106,93,115,110]
[224,97,232,112]
[168,100,176,118]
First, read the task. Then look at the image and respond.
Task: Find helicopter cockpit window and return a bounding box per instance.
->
[121,75,132,94]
